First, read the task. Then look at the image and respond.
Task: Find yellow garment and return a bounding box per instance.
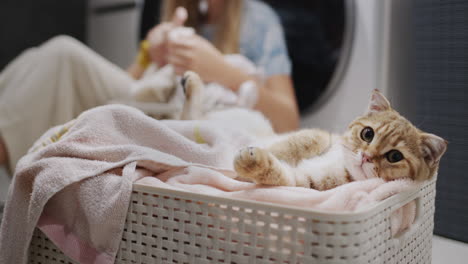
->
[136,40,151,69]
[193,126,207,144]
[30,122,74,153]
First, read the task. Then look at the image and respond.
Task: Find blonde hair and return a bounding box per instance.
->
[161,0,243,54]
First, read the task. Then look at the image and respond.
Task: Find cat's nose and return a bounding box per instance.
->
[362,153,373,163]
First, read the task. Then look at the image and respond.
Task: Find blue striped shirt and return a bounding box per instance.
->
[201,0,291,77]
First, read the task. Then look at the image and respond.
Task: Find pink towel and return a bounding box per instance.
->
[136,166,418,233]
[0,105,252,264]
[0,105,419,264]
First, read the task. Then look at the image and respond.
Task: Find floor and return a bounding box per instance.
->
[433,235,468,264]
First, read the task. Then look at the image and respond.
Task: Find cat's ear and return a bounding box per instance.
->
[421,133,448,167]
[367,89,391,114]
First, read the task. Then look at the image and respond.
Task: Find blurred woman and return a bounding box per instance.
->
[0,0,299,171]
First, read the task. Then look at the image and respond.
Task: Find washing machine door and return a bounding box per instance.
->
[263,0,349,114]
[301,0,388,132]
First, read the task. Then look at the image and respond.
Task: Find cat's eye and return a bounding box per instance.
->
[386,150,404,163]
[360,127,374,143]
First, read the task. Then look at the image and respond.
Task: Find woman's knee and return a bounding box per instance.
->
[41,35,88,61]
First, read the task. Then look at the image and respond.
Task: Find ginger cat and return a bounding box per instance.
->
[180,72,447,190]
[235,91,447,190]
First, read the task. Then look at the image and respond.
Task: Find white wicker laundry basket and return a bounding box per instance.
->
[29,178,436,264]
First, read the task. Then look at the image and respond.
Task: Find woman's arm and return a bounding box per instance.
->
[214,62,300,132]
[255,75,299,132]
[204,59,300,132]
[167,35,299,132]
[127,60,147,79]
[201,59,300,132]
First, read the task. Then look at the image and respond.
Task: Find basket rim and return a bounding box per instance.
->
[132,176,435,222]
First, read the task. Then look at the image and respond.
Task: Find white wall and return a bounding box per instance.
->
[0,168,9,203]
[87,0,142,68]
[379,0,415,120]
[300,0,390,133]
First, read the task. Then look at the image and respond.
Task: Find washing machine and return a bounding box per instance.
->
[300,0,392,132]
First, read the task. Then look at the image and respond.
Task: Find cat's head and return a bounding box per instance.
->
[342,90,447,181]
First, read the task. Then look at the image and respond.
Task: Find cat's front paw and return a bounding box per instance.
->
[180,71,204,120]
[234,147,282,185]
[181,71,203,100]
[235,146,268,171]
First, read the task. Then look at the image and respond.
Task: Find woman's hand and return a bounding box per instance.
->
[146,7,187,67]
[167,34,228,83]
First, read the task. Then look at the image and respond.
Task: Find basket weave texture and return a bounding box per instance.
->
[29,179,435,264]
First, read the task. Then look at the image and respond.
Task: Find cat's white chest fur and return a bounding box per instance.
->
[293,140,347,187]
